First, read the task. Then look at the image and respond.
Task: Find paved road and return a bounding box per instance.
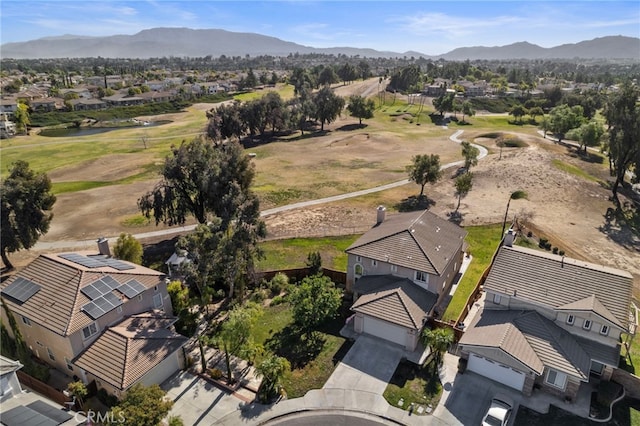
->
[34,129,486,251]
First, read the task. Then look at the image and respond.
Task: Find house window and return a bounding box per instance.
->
[371,259,377,267]
[583,319,592,330]
[415,271,428,283]
[21,316,31,326]
[390,265,398,273]
[566,315,575,325]
[355,256,361,262]
[493,293,501,304]
[138,294,143,302]
[154,285,158,292]
[117,305,123,313]
[545,369,567,389]
[47,347,55,362]
[600,325,609,335]
[153,293,163,309]
[354,264,363,278]
[65,357,74,372]
[82,322,98,340]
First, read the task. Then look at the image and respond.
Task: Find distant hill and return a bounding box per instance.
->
[1,27,638,60]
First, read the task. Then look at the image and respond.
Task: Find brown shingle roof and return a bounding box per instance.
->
[483,246,632,329]
[73,311,187,390]
[0,253,164,337]
[460,309,595,380]
[346,210,467,276]
[352,275,437,329]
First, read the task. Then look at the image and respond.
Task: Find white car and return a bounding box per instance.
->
[482,394,514,426]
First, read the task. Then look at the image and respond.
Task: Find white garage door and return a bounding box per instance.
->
[363,315,407,346]
[467,353,525,391]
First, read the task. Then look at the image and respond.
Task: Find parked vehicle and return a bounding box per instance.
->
[482,394,514,426]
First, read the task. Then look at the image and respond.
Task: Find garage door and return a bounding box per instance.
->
[363,316,407,347]
[467,353,525,391]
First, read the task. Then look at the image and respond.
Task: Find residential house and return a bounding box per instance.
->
[458,233,633,401]
[31,97,63,112]
[68,98,107,111]
[0,113,17,138]
[0,356,23,401]
[0,240,185,397]
[345,207,467,350]
[0,97,18,115]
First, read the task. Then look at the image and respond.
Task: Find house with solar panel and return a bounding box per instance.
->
[344,207,468,351]
[457,234,634,401]
[0,239,187,398]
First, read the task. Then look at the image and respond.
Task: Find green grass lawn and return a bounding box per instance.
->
[257,235,359,271]
[250,301,351,399]
[442,223,504,323]
[514,397,640,425]
[383,361,442,415]
[552,159,601,183]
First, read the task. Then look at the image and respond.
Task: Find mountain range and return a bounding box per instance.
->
[1,28,638,60]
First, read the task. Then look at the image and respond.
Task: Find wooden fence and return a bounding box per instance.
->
[17,370,69,406]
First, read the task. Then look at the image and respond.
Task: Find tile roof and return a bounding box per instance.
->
[352,275,437,329]
[460,309,600,380]
[0,252,165,337]
[483,245,632,329]
[346,210,467,276]
[73,311,187,391]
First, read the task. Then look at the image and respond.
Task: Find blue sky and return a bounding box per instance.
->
[1,1,638,55]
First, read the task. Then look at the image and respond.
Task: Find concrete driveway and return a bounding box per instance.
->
[161,371,245,426]
[323,334,404,394]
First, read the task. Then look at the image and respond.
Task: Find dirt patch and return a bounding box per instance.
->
[48,153,158,182]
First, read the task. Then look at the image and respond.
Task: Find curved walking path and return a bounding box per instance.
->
[34,130,487,251]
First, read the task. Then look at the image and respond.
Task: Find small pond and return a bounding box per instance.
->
[39,120,171,137]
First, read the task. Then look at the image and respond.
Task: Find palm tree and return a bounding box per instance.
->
[255,353,290,403]
[421,327,454,368]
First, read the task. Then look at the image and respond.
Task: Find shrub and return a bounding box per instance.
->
[270,295,284,306]
[527,231,533,238]
[250,289,268,303]
[208,368,223,380]
[168,416,185,426]
[538,238,548,248]
[268,273,289,296]
[552,247,559,254]
[559,250,565,256]
[96,388,119,407]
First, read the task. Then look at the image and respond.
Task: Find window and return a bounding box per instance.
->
[493,293,501,304]
[390,265,398,273]
[566,315,575,325]
[545,369,567,389]
[82,322,98,340]
[153,293,163,309]
[355,256,361,262]
[371,259,377,267]
[47,347,55,362]
[117,305,123,313]
[154,285,158,292]
[21,316,31,326]
[583,319,592,330]
[415,271,427,282]
[354,264,363,278]
[137,294,143,302]
[65,357,74,372]
[600,325,609,335]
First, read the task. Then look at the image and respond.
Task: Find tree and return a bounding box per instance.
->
[461,141,480,170]
[433,93,454,116]
[66,381,87,410]
[138,137,260,228]
[1,161,56,270]
[317,66,339,87]
[113,233,143,264]
[346,95,375,125]
[603,82,640,199]
[454,172,473,212]
[13,102,30,134]
[548,104,585,143]
[108,383,173,426]
[406,154,442,198]
[461,101,475,123]
[306,251,322,275]
[509,105,527,123]
[528,106,544,123]
[217,303,263,383]
[575,120,605,153]
[289,275,342,338]
[255,353,290,403]
[421,327,454,367]
[313,87,345,131]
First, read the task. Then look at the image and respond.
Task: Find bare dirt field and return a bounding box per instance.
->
[5,83,639,293]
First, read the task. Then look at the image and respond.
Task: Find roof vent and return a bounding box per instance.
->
[436,226,441,232]
[376,205,386,225]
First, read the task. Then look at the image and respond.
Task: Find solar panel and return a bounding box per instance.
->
[80,284,102,300]
[60,253,135,270]
[101,275,120,290]
[102,292,123,308]
[93,279,110,295]
[83,292,123,319]
[1,277,41,303]
[27,400,73,423]
[82,302,105,320]
[117,279,147,299]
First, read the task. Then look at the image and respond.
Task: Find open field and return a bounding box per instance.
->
[1,79,639,294]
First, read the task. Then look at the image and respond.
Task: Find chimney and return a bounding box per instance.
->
[97,237,111,257]
[376,205,386,225]
[504,228,515,247]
